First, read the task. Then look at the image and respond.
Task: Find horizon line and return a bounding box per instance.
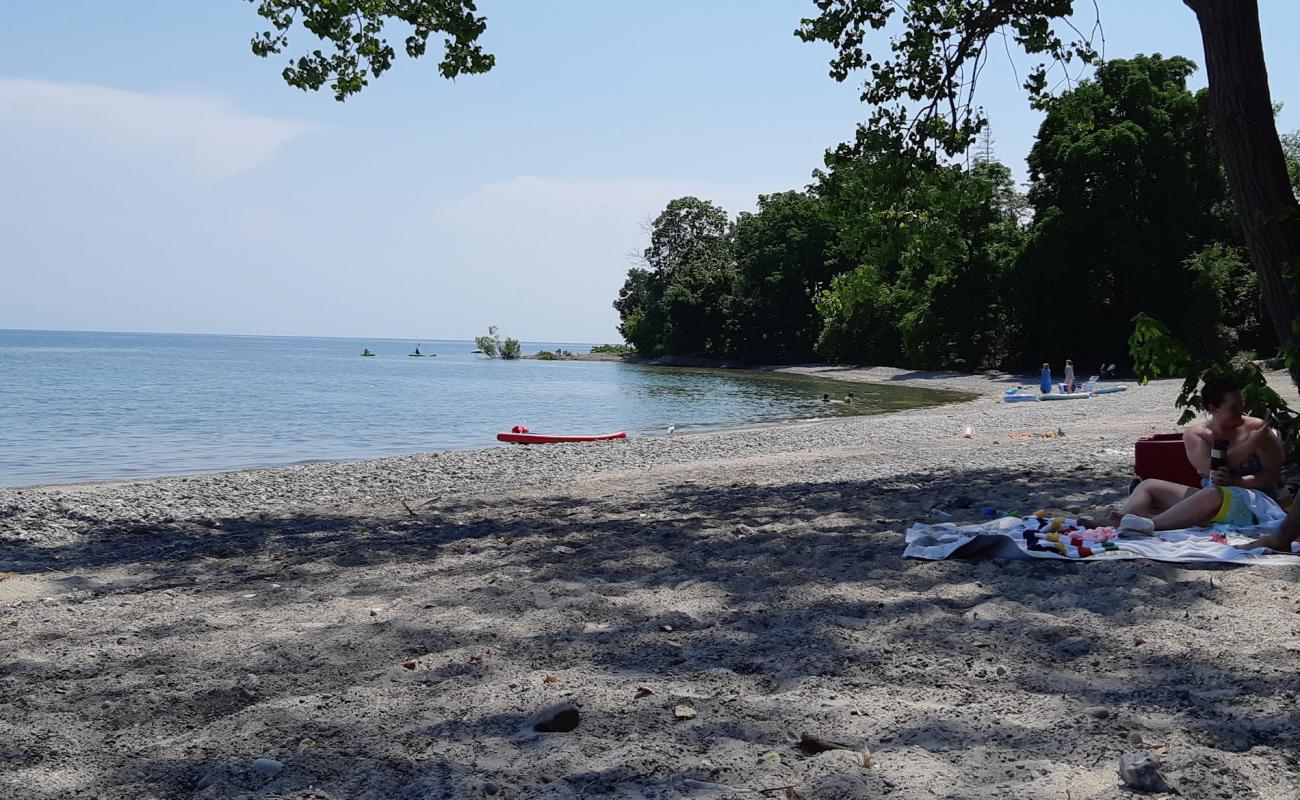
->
[0,327,607,346]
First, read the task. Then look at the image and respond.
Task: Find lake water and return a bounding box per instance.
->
[0,330,964,487]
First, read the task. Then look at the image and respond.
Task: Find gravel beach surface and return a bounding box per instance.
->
[3,369,1299,800]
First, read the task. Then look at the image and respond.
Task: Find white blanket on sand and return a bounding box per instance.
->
[904,515,1300,565]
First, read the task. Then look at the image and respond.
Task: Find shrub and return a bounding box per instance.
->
[475,325,501,358]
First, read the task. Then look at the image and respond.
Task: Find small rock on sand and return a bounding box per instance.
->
[1118,751,1175,793]
[532,702,580,733]
[252,757,283,776]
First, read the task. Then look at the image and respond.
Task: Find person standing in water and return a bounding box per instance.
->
[1064,359,1076,393]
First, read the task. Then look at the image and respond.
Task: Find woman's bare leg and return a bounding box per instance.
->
[1150,487,1224,531]
[1120,479,1200,518]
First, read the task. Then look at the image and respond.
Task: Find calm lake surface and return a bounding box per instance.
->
[0,330,966,487]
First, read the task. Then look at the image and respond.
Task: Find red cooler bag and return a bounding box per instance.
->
[1134,433,1200,488]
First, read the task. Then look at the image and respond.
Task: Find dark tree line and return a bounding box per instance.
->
[240,1,1298,386]
[615,56,1282,372]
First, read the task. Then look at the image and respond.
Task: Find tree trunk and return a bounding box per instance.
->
[1185,0,1300,390]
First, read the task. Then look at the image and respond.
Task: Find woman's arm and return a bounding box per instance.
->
[1236,426,1282,490]
[1183,426,1211,475]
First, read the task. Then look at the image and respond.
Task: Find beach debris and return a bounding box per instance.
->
[952,495,974,509]
[760,751,782,763]
[635,686,654,698]
[252,757,283,776]
[798,733,874,767]
[1083,706,1111,720]
[734,523,757,537]
[674,704,697,720]
[0,572,10,581]
[929,508,954,519]
[962,425,974,438]
[369,608,380,617]
[661,624,675,632]
[6,620,17,628]
[238,673,260,699]
[532,702,581,732]
[1117,751,1177,794]
[402,659,418,670]
[542,675,558,684]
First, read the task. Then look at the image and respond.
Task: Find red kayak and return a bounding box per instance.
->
[496,431,627,444]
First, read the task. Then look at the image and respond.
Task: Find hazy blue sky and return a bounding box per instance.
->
[3,1,1299,342]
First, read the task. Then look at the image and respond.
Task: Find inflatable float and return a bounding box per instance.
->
[497,431,628,444]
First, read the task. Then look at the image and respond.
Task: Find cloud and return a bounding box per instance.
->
[0,79,310,179]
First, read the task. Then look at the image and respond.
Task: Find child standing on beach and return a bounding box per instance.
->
[1064,359,1075,393]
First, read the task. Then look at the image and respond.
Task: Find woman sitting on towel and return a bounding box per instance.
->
[1118,376,1284,533]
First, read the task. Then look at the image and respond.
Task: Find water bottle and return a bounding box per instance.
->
[1210,439,1228,471]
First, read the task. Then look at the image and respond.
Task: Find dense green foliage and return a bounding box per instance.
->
[499,337,521,360]
[248,0,493,100]
[614,198,734,358]
[797,0,1300,395]
[1016,55,1269,369]
[613,56,1276,374]
[813,147,1023,369]
[590,344,635,355]
[729,191,842,363]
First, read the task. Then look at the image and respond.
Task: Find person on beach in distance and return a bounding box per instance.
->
[1064,359,1076,393]
[843,393,855,404]
[1040,362,1053,394]
[822,393,830,402]
[1117,377,1284,533]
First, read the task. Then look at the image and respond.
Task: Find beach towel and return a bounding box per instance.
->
[903,513,1300,565]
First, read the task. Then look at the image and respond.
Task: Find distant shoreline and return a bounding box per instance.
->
[528,350,1035,398]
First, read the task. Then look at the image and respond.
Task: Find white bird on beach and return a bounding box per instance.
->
[667,425,676,435]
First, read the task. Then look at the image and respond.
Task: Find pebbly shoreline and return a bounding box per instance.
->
[5,370,1300,800]
[5,369,1163,551]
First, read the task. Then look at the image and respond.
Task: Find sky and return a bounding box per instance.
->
[2,1,1299,343]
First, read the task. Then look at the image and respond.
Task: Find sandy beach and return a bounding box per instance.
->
[4,368,1300,800]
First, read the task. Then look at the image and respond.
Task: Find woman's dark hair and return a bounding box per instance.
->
[1201,376,1239,408]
